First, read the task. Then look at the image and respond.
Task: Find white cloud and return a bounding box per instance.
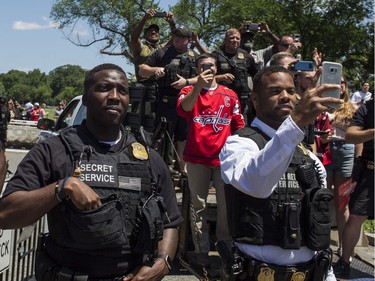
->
[13,20,57,30]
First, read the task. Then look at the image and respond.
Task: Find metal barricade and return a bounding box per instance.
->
[0,216,47,281]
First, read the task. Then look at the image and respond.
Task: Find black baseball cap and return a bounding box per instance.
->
[144,24,159,34]
[174,25,193,38]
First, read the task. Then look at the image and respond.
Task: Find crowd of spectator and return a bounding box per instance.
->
[6,99,66,122]
[131,9,373,280]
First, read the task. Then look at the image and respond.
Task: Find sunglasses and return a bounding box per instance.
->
[279,43,291,48]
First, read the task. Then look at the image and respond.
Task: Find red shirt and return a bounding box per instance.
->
[314,112,332,165]
[177,84,245,166]
[30,108,40,122]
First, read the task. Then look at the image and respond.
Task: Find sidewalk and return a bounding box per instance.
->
[331,228,374,280]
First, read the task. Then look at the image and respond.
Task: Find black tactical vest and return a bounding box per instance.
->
[159,48,197,92]
[213,48,250,101]
[46,125,164,277]
[225,127,332,250]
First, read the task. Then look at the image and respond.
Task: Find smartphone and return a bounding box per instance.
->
[293,34,301,42]
[154,11,166,18]
[202,63,212,74]
[313,130,329,136]
[319,61,342,110]
[291,61,314,71]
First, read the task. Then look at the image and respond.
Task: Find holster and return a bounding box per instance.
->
[35,233,59,281]
[313,249,332,281]
[131,194,164,260]
[216,241,244,280]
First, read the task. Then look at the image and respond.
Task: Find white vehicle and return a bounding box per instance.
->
[37,95,86,142]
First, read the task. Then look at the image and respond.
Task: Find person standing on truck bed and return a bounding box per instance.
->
[0,63,183,281]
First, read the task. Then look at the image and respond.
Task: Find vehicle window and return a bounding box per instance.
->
[56,99,80,130]
[73,105,87,126]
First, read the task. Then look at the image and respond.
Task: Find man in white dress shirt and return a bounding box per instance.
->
[219,65,342,281]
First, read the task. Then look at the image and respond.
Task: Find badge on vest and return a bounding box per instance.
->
[131,142,148,160]
[188,50,195,57]
[291,271,306,281]
[257,267,275,281]
[237,53,245,59]
[73,167,81,177]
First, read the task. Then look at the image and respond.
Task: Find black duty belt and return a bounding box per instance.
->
[235,249,329,281]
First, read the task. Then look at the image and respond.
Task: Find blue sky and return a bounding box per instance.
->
[1,0,176,75]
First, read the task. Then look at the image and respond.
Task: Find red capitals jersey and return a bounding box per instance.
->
[177,84,245,166]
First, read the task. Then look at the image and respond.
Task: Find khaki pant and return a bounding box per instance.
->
[187,162,231,254]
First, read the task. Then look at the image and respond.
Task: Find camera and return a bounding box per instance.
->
[154,11,166,18]
[293,34,300,42]
[244,23,259,33]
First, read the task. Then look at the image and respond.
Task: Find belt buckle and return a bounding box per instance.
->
[257,267,275,281]
[162,96,168,103]
[290,270,306,281]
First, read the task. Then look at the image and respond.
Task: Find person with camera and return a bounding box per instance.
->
[219,65,341,281]
[213,28,258,124]
[176,53,245,274]
[131,9,176,85]
[239,21,280,70]
[0,63,183,281]
[139,25,200,175]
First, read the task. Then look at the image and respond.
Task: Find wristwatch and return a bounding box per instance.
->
[157,254,172,270]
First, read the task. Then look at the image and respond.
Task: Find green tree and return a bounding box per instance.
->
[50,0,168,66]
[50,0,374,85]
[48,64,85,98]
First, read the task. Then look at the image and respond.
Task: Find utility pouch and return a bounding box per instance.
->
[132,195,164,257]
[352,157,365,181]
[281,201,301,249]
[61,193,127,250]
[304,188,333,250]
[35,234,59,281]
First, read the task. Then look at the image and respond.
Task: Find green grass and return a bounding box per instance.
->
[44,108,57,121]
[364,220,375,233]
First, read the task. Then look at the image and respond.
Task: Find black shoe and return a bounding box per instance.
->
[333,258,350,278]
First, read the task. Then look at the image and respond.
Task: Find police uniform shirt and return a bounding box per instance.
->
[3,126,183,230]
[219,116,335,270]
